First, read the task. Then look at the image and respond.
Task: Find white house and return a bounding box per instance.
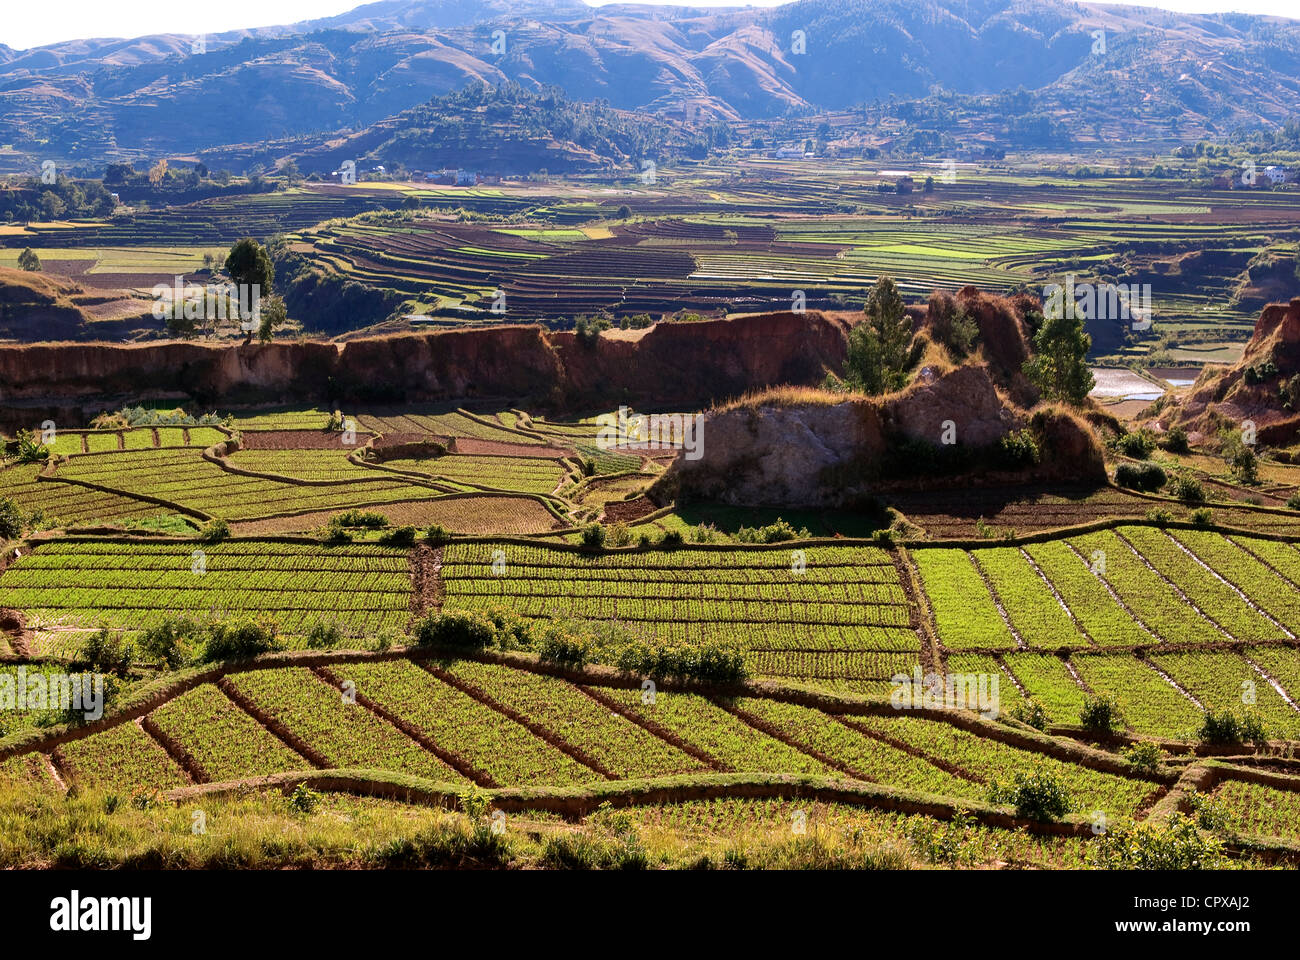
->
[1263,165,1288,185]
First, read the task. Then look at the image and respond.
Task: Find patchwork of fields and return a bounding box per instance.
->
[1,655,1165,827]
[5,402,1300,870]
[917,526,1300,738]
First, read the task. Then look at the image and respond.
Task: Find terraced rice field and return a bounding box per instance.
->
[442,542,920,683]
[0,463,166,526]
[4,655,1168,822]
[889,485,1300,538]
[383,454,569,494]
[54,448,445,520]
[0,540,412,634]
[918,526,1300,737]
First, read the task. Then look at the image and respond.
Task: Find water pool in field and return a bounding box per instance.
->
[1088,367,1165,401]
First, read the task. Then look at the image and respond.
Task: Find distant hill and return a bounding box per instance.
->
[289,82,692,175]
[2,0,1299,169]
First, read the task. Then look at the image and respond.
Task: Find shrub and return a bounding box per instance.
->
[481,606,533,650]
[424,524,453,545]
[412,610,496,649]
[735,519,807,544]
[1115,462,1166,491]
[607,522,633,547]
[304,620,347,650]
[658,530,685,548]
[614,640,747,685]
[1228,445,1259,485]
[332,509,389,529]
[1187,790,1230,833]
[196,518,230,543]
[986,771,1073,822]
[1197,709,1268,747]
[1115,430,1156,459]
[287,784,322,814]
[1122,741,1165,774]
[322,523,353,544]
[1080,695,1123,733]
[690,523,717,543]
[1144,507,1175,524]
[0,497,22,539]
[1086,814,1226,869]
[1159,425,1190,454]
[996,429,1040,469]
[1170,473,1204,502]
[1287,493,1300,511]
[1011,700,1049,731]
[14,429,49,463]
[200,618,280,662]
[536,628,591,669]
[370,626,404,653]
[80,627,135,675]
[1190,507,1214,527]
[137,616,206,669]
[579,523,607,549]
[378,525,417,545]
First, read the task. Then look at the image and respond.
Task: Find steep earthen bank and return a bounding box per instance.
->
[0,311,850,431]
[655,365,1105,507]
[1162,297,1300,446]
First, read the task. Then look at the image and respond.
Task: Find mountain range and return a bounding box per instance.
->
[1,0,1299,170]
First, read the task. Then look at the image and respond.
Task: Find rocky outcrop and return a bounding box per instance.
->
[1162,297,1300,445]
[657,364,1103,508]
[0,311,849,431]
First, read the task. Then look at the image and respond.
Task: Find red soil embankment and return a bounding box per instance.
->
[0,312,849,430]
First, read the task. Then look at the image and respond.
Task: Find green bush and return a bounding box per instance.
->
[80,627,135,675]
[1170,473,1204,502]
[1159,425,1190,454]
[658,530,685,548]
[1115,430,1156,459]
[736,519,809,544]
[579,523,607,549]
[137,616,207,668]
[996,429,1041,469]
[304,620,347,650]
[15,429,49,464]
[378,525,417,545]
[200,618,280,662]
[536,628,592,669]
[1011,700,1049,731]
[1087,814,1226,869]
[0,497,23,539]
[480,606,533,650]
[1115,461,1166,491]
[287,784,322,814]
[412,610,497,649]
[196,518,230,543]
[332,509,389,529]
[1122,741,1165,774]
[986,770,1073,822]
[1287,493,1300,511]
[1080,695,1123,733]
[424,524,453,545]
[1190,507,1214,527]
[613,640,747,685]
[1197,709,1268,747]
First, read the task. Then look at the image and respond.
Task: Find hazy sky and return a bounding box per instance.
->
[3,0,1297,51]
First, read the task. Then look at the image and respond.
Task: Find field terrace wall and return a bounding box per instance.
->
[0,312,849,431]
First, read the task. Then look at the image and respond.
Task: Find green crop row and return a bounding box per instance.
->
[222,668,461,782]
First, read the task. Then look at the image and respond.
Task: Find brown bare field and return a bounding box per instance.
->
[239,430,376,450]
[889,485,1300,538]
